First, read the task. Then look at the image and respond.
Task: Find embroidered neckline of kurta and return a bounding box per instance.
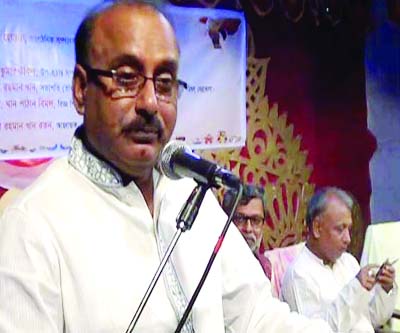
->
[67,128,194,332]
[68,129,122,187]
[67,128,162,207]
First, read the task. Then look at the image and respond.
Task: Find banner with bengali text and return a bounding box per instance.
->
[0,0,246,188]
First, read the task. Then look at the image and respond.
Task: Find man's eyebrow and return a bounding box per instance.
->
[109,54,143,71]
[154,59,179,75]
[108,55,178,75]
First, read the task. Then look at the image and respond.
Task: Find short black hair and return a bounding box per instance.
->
[74,0,169,66]
[222,184,267,217]
[305,186,353,230]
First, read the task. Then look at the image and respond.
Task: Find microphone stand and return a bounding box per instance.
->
[125,182,209,333]
[175,184,243,333]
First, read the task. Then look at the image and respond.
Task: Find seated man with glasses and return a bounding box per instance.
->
[222,184,272,279]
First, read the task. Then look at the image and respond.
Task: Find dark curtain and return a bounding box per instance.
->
[171,0,376,258]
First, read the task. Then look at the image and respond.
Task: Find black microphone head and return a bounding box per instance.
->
[158,140,190,180]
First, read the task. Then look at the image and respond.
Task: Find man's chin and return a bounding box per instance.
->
[110,146,158,172]
[328,253,343,265]
[244,239,257,251]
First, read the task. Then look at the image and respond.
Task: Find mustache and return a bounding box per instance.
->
[122,116,163,138]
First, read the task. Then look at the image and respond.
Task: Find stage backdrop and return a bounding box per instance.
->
[0,0,246,188]
[366,0,400,224]
[171,0,377,259]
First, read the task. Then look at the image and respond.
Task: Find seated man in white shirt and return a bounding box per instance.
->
[281,186,397,333]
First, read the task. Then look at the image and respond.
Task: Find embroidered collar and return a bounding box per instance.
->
[67,126,161,205]
[68,127,123,188]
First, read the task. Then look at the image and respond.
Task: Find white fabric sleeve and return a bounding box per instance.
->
[219,225,336,333]
[369,282,398,327]
[0,207,63,333]
[281,267,371,332]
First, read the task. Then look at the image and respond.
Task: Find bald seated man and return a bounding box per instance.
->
[0,1,340,332]
[282,187,397,332]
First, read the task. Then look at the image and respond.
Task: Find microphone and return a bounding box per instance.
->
[158,140,241,189]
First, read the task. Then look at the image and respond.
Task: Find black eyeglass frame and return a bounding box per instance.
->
[81,63,188,101]
[232,213,265,227]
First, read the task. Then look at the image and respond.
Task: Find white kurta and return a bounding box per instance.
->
[0,134,336,333]
[281,246,397,333]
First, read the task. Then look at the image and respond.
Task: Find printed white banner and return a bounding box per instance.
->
[0,0,246,163]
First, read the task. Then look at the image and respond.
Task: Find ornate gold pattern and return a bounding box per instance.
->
[196,56,314,249]
[349,195,364,259]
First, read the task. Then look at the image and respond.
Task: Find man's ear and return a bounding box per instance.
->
[312,216,321,238]
[72,64,87,116]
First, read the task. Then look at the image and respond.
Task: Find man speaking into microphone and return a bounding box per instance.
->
[0,1,336,332]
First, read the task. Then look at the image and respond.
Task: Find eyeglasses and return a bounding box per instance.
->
[232,214,264,227]
[82,64,188,102]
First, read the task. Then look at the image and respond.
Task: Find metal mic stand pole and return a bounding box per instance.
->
[175,184,243,333]
[125,182,209,333]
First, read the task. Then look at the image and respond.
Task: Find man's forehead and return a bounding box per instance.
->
[89,3,179,67]
[325,195,350,212]
[99,3,175,36]
[321,197,352,223]
[237,198,264,213]
[94,4,176,42]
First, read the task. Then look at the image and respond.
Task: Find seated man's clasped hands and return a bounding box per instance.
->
[359,258,396,294]
[282,187,397,333]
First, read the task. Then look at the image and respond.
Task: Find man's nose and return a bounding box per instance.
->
[135,78,158,116]
[343,229,351,245]
[243,219,253,232]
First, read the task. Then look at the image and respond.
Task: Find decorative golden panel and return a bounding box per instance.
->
[196,56,315,249]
